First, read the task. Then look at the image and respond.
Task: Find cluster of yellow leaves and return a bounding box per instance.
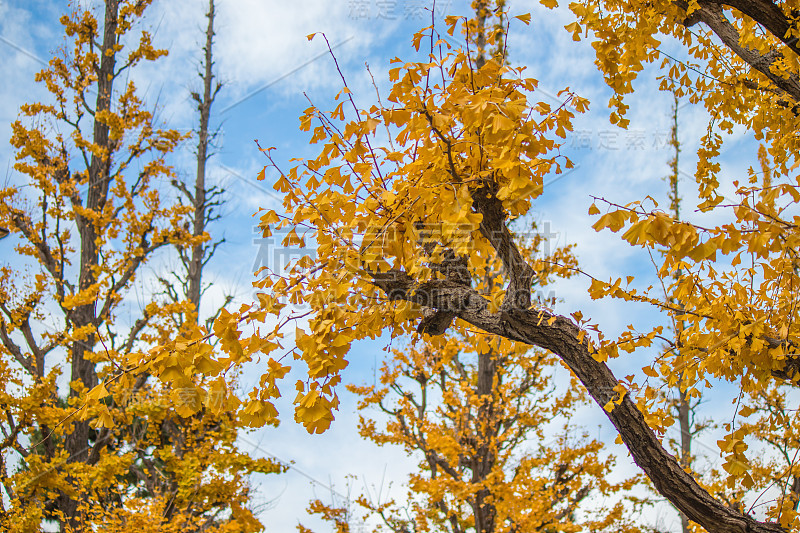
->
[585,189,800,501]
[342,331,643,533]
[145,15,590,435]
[564,0,800,215]
[294,101,642,527]
[0,379,283,532]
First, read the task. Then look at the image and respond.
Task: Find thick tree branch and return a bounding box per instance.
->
[683,2,800,102]
[712,0,800,58]
[372,270,785,533]
[471,182,535,310]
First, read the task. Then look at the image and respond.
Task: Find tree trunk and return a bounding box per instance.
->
[186,0,221,315]
[187,0,220,313]
[59,1,119,530]
[473,346,497,533]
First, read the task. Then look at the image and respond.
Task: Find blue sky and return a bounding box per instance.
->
[0,0,768,531]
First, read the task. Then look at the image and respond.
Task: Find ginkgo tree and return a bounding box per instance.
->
[308,323,643,533]
[655,93,708,533]
[116,1,800,533]
[0,1,281,531]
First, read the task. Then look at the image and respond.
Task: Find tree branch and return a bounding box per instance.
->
[683,2,800,102]
[371,270,785,533]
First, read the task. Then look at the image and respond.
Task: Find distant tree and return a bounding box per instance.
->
[0,1,280,531]
[163,0,228,325]
[325,328,640,533]
[664,93,696,533]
